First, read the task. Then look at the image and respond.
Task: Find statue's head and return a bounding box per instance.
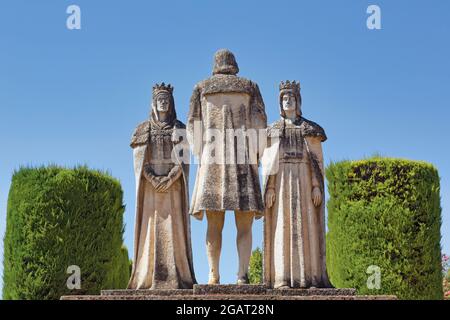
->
[212,49,239,75]
[151,83,177,124]
[279,80,302,118]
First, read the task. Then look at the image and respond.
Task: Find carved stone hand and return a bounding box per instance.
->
[151,176,164,189]
[155,176,173,193]
[265,188,276,209]
[312,186,322,207]
[143,164,160,189]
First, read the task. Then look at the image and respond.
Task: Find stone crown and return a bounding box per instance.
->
[279,80,300,92]
[153,82,173,95]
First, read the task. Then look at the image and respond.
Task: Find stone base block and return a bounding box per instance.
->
[61,284,396,300]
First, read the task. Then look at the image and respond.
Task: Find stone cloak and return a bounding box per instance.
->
[128,120,196,289]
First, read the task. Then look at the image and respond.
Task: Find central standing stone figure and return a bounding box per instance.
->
[187,49,267,284]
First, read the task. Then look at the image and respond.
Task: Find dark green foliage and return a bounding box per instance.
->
[106,245,131,291]
[326,157,442,299]
[2,166,130,299]
[249,247,263,284]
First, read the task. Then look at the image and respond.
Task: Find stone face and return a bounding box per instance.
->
[127,83,196,290]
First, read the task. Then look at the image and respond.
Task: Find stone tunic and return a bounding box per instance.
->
[187,74,267,219]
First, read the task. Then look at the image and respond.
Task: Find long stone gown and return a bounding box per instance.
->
[262,117,331,288]
[128,119,196,289]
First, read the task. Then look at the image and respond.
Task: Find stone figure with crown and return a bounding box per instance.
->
[261,80,332,289]
[127,83,196,289]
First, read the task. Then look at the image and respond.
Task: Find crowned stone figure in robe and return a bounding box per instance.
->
[262,81,332,289]
[128,83,196,289]
[187,49,267,284]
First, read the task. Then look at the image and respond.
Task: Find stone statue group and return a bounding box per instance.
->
[127,49,331,290]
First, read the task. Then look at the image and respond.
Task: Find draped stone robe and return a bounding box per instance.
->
[262,117,331,288]
[187,74,267,219]
[128,119,196,289]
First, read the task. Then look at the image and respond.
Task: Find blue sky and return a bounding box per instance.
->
[0,0,449,292]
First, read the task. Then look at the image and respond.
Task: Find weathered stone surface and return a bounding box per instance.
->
[193,284,268,295]
[266,288,357,296]
[127,83,196,290]
[262,80,330,288]
[61,285,396,300]
[61,293,396,300]
[187,49,267,218]
[101,289,194,296]
[194,285,356,296]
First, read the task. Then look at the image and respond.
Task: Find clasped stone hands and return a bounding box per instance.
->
[265,186,322,208]
[144,163,174,193]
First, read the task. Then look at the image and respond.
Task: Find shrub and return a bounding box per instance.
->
[443,254,450,299]
[249,247,263,284]
[326,157,442,299]
[2,166,130,299]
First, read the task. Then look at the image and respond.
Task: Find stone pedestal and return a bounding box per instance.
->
[61,285,396,300]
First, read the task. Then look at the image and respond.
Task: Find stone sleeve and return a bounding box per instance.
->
[306,136,324,188]
[251,83,267,162]
[167,164,182,182]
[130,121,150,149]
[265,128,277,190]
[267,174,276,189]
[187,85,202,157]
[251,83,267,130]
[142,163,156,182]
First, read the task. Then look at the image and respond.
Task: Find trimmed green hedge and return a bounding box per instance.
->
[249,247,263,284]
[326,157,442,300]
[2,166,130,300]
